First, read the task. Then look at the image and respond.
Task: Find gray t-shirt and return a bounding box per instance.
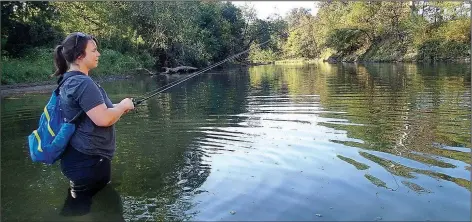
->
[59,71,116,159]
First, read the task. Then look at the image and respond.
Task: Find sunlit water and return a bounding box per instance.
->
[2,63,470,221]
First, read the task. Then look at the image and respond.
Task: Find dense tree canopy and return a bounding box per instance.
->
[1,1,470,83]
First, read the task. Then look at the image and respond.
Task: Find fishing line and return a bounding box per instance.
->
[389,169,400,191]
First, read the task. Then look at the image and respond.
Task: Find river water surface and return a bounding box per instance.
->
[1,63,470,221]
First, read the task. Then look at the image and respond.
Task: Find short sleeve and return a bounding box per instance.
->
[72,77,105,112]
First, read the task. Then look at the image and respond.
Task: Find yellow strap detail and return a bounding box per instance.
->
[43,106,55,137]
[44,106,50,121]
[33,130,43,152]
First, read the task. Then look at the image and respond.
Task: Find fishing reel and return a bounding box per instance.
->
[132,98,143,107]
[130,98,144,114]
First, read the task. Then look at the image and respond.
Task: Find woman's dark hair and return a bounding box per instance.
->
[53,32,98,77]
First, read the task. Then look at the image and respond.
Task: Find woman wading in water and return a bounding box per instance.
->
[53,32,134,216]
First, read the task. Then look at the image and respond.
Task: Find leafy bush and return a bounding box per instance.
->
[418,39,469,60]
[441,40,469,59]
[1,47,55,84]
[93,49,153,76]
[325,28,369,54]
[248,43,278,63]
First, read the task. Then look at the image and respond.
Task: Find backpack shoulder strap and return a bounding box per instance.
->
[54,71,86,95]
[55,72,87,123]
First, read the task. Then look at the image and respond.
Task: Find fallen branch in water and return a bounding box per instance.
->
[161,66,198,75]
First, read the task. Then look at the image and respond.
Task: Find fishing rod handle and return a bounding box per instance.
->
[132,98,142,107]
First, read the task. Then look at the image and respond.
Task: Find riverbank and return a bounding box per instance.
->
[275,57,471,65]
[1,74,134,97]
[319,34,470,64]
[322,53,471,64]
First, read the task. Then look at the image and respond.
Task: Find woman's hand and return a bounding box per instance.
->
[119,98,134,114]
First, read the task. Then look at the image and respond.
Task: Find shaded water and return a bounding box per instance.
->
[2,63,471,221]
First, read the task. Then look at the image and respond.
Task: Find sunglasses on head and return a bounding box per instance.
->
[74,32,87,49]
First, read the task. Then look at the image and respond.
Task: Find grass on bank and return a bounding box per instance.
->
[2,47,154,85]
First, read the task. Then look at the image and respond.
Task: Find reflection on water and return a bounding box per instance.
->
[1,62,470,221]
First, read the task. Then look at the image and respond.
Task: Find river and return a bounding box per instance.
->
[1,62,470,221]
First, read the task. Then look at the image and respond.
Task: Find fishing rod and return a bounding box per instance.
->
[132,39,272,107]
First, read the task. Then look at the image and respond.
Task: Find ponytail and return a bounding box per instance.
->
[53,45,68,77]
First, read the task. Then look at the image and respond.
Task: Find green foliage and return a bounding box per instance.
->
[2,1,250,84]
[360,34,407,62]
[1,2,62,56]
[441,41,469,58]
[280,8,318,59]
[283,22,317,59]
[418,39,469,61]
[291,1,469,63]
[325,28,368,54]
[248,43,278,63]
[1,1,471,84]
[93,49,152,76]
[344,2,382,40]
[436,18,470,43]
[400,14,429,47]
[1,47,54,84]
[267,1,470,63]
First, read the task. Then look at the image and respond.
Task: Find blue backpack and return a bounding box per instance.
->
[28,75,83,164]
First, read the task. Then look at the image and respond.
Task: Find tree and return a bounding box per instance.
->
[1,1,61,56]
